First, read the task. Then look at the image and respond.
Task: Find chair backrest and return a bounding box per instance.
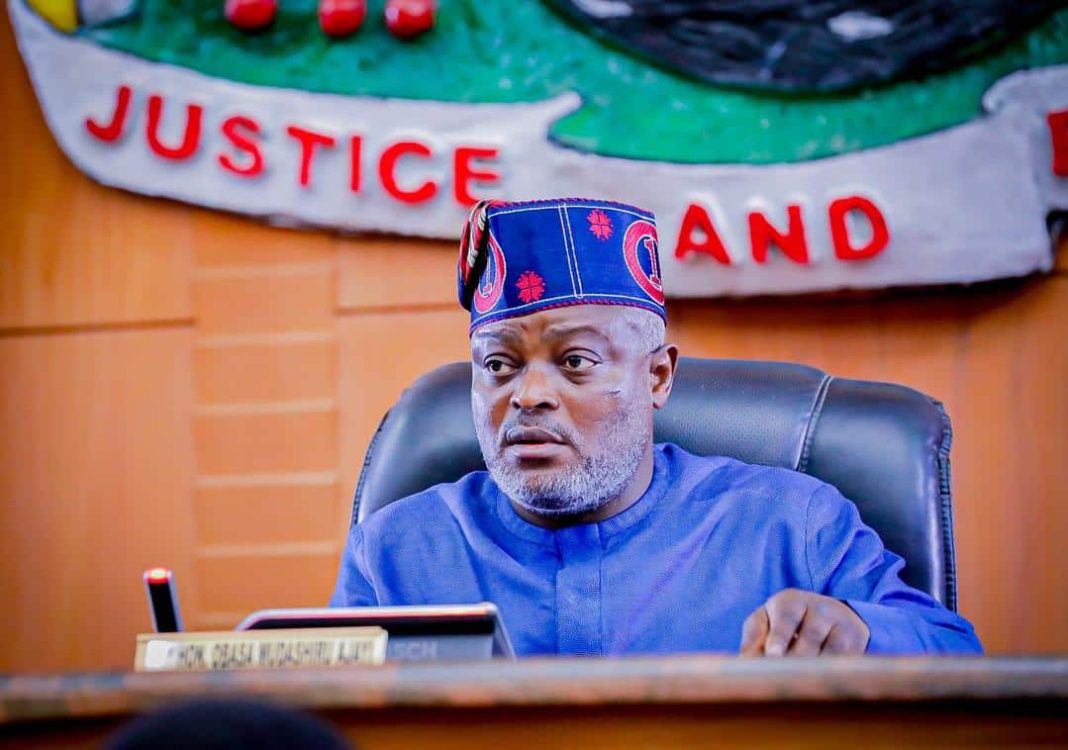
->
[352,357,958,611]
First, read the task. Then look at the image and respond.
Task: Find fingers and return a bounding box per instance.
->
[739,606,770,656]
[763,591,807,656]
[822,620,870,655]
[786,604,835,656]
[739,590,869,657]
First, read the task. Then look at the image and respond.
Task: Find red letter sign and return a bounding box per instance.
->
[674,203,732,265]
[453,146,500,207]
[286,126,337,188]
[218,116,264,178]
[749,204,809,265]
[1049,110,1068,178]
[146,94,203,161]
[828,195,890,262]
[349,135,363,194]
[85,84,132,143]
[379,140,438,204]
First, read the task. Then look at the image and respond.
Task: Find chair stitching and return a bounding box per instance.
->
[351,410,391,527]
[797,374,834,473]
[933,399,958,612]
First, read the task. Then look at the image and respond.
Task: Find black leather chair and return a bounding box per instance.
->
[352,358,958,611]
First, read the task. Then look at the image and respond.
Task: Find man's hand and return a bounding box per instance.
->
[739,589,870,656]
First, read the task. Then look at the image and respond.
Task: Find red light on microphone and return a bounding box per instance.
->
[144,567,172,584]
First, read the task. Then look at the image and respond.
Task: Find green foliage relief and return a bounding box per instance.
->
[83,0,1068,164]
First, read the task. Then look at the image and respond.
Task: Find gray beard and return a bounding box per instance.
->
[476,406,650,520]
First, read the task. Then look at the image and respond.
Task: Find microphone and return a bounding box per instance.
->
[143,567,183,633]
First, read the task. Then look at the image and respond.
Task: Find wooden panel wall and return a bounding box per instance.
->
[189,219,342,629]
[0,330,197,671]
[1,5,1065,672]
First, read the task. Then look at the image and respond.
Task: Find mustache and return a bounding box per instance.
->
[497,417,578,448]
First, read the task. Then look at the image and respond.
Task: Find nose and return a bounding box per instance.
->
[510,364,560,412]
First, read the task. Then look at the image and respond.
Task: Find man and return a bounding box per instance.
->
[331,197,982,657]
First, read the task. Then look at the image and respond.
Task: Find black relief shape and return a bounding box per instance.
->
[542,0,1067,93]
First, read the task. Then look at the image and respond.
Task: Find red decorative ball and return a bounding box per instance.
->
[384,0,436,39]
[224,0,277,31]
[319,0,367,38]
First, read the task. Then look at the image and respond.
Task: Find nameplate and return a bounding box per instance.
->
[134,627,388,672]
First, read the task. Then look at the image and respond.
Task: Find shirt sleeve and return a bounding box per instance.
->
[329,525,379,607]
[804,484,983,655]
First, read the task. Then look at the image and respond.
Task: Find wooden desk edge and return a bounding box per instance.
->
[2,655,1067,725]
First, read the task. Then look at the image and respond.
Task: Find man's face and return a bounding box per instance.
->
[470,305,671,520]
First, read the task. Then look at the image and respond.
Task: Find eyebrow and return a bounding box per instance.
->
[471,329,523,347]
[541,323,612,343]
[472,323,613,349]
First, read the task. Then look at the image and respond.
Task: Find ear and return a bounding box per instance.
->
[650,344,678,410]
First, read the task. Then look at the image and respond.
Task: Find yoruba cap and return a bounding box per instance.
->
[457,198,666,334]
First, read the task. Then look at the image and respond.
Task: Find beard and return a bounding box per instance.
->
[475,405,650,520]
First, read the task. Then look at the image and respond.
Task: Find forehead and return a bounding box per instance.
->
[471,305,633,348]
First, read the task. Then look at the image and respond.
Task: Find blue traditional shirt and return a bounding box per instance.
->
[330,443,982,656]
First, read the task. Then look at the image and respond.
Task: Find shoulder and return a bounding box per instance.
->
[655,442,840,519]
[356,470,497,545]
[658,442,830,495]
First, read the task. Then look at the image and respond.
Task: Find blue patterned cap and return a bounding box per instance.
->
[457,198,666,334]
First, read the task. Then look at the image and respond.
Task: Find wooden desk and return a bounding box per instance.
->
[2,656,1067,749]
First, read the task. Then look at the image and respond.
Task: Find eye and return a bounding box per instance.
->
[484,357,517,376]
[561,353,597,372]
